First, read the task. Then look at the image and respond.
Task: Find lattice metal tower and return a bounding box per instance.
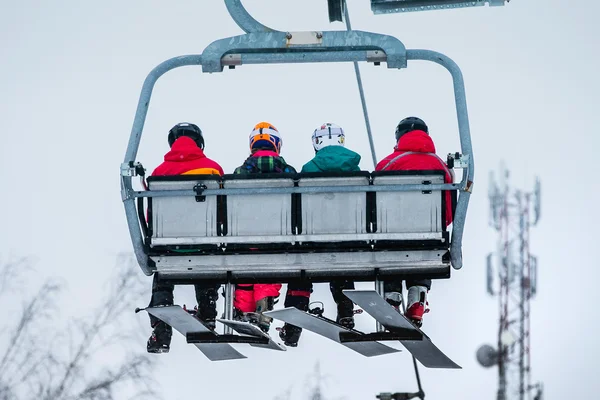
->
[477,164,543,400]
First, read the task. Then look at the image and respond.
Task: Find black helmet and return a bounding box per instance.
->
[395,117,428,141]
[168,122,204,149]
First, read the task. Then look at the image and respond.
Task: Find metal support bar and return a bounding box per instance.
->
[122,179,152,275]
[221,51,388,66]
[339,330,421,342]
[201,30,407,73]
[375,279,385,332]
[224,282,234,335]
[151,232,443,246]
[160,266,450,286]
[407,49,474,270]
[224,0,280,33]
[132,182,462,199]
[186,332,268,345]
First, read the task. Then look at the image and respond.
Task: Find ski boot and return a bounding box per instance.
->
[336,298,355,329]
[147,321,172,354]
[405,285,430,328]
[279,323,302,347]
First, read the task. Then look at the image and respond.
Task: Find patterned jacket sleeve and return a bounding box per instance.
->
[233,157,253,174]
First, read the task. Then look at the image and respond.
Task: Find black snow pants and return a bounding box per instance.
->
[284,280,355,311]
[384,278,432,293]
[148,274,219,329]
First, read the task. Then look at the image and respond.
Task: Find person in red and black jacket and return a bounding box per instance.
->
[375,117,454,327]
[147,123,224,354]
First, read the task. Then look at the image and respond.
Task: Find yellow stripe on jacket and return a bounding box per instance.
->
[182,168,222,175]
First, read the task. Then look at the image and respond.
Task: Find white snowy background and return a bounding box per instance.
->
[1,0,598,399]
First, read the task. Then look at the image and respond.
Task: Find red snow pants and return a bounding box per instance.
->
[234,283,282,313]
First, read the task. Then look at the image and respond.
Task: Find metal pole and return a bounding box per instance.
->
[518,193,525,400]
[343,2,378,168]
[375,278,385,332]
[224,282,234,335]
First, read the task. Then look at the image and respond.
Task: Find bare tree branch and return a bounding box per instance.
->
[0,281,62,388]
[0,255,33,296]
[0,253,159,400]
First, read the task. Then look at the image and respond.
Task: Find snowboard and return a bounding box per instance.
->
[217,318,286,351]
[146,305,247,361]
[342,290,461,369]
[264,307,400,357]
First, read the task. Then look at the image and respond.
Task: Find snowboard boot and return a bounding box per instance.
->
[282,288,310,345]
[384,291,403,313]
[279,323,302,347]
[405,285,429,327]
[336,298,355,329]
[147,321,172,354]
[233,307,247,322]
[195,286,219,331]
[329,280,355,329]
[254,296,276,333]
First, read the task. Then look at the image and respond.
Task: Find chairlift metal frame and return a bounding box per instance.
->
[121,0,474,279]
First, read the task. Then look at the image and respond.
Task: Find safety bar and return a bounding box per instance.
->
[129,183,461,199]
[122,30,473,275]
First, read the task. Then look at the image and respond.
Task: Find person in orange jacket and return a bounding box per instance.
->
[375,117,454,327]
[147,123,224,353]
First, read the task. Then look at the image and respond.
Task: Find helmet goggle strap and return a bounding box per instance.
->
[250,128,281,153]
[178,127,199,137]
[315,126,344,139]
[397,123,428,136]
[251,127,279,137]
[313,129,345,151]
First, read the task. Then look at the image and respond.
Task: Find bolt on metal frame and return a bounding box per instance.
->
[121,0,474,276]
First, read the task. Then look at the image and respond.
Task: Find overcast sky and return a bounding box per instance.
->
[1,1,599,399]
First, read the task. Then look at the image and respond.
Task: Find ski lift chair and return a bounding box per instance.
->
[121,0,474,288]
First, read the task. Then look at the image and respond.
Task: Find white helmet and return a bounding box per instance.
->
[312,123,345,151]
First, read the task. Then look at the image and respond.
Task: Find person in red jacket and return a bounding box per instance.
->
[147,122,224,354]
[375,117,454,327]
[232,122,296,333]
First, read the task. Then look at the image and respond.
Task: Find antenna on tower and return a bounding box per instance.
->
[477,163,543,400]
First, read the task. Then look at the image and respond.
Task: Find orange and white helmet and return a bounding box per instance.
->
[312,123,345,151]
[249,121,282,153]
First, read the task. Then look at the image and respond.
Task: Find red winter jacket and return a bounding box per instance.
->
[147,136,224,228]
[375,130,454,227]
[152,136,224,177]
